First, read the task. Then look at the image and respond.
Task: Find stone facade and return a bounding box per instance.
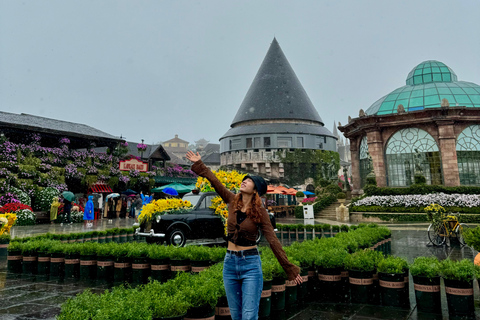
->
[339,107,480,195]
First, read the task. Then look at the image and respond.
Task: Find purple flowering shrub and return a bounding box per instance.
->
[0,193,20,206]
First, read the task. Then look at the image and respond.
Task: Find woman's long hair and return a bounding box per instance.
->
[232,192,262,223]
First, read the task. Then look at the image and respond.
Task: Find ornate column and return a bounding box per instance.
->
[349,137,362,196]
[437,121,460,186]
[366,129,387,187]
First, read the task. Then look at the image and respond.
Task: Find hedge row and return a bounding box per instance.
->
[363,184,480,196]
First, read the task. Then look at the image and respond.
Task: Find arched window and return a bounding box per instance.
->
[456,125,480,185]
[359,136,371,187]
[385,128,442,186]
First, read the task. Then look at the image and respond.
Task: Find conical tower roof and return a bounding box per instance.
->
[231,38,324,127]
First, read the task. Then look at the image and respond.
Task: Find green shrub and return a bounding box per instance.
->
[337,192,346,199]
[343,249,375,271]
[377,256,408,274]
[440,259,479,282]
[410,256,440,278]
[314,247,348,269]
[313,194,337,213]
[325,184,342,195]
[294,206,303,219]
[295,191,304,197]
[414,174,426,184]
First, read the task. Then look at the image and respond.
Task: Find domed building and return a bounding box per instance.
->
[339,60,480,195]
[220,38,337,178]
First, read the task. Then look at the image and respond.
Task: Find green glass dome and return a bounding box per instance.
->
[366,60,480,116]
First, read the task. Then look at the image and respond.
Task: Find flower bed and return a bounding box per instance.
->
[352,193,480,214]
[138,199,193,224]
[0,203,35,225]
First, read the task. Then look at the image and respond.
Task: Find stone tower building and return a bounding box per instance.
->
[220,38,336,178]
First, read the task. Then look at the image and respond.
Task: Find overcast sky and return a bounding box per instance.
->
[1,0,479,145]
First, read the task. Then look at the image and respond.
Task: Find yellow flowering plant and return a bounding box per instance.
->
[196,169,246,235]
[138,199,192,224]
[425,204,446,222]
[0,213,17,236]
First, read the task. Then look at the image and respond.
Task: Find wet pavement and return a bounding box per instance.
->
[1,218,480,319]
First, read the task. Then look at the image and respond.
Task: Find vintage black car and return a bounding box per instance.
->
[135,191,277,247]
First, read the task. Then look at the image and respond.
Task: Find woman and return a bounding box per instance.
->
[186,151,302,320]
[49,197,61,225]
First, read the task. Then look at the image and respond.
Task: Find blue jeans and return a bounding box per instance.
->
[223,250,263,320]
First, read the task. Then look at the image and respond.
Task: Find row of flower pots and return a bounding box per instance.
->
[7,240,226,285]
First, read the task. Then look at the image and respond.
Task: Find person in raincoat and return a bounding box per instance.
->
[50,197,61,225]
[84,195,95,227]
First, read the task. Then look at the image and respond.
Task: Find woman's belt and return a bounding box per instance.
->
[226,248,259,256]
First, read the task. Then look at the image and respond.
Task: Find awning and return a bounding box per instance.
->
[90,184,114,193]
[154,176,197,184]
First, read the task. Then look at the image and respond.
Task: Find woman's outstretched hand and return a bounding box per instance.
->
[294,273,303,285]
[186,151,201,163]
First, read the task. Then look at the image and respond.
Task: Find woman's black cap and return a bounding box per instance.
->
[243,175,267,196]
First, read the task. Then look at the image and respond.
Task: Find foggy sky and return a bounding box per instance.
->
[1,0,479,145]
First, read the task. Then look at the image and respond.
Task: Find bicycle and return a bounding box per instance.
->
[427,213,470,246]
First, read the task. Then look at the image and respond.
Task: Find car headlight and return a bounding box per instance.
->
[155,215,161,223]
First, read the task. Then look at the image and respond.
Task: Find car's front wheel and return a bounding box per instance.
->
[167,228,187,247]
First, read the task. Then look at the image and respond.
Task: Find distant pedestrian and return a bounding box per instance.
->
[62,199,72,226]
[134,195,143,221]
[49,197,60,225]
[84,195,94,227]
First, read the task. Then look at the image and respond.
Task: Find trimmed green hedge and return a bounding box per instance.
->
[364,184,480,196]
[360,213,480,223]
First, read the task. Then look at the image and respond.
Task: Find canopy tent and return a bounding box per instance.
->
[303,191,315,196]
[151,183,194,194]
[121,189,137,195]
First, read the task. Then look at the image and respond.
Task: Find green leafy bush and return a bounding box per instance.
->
[410,256,440,278]
[440,259,479,282]
[313,194,337,213]
[343,249,375,271]
[377,256,408,274]
[325,184,342,195]
[337,192,346,199]
[296,191,304,197]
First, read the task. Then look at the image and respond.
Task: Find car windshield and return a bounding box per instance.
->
[183,194,202,207]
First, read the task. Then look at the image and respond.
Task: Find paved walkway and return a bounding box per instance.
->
[1,218,480,319]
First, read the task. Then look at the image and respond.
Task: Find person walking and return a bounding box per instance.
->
[134,195,143,221]
[61,199,73,226]
[49,197,61,225]
[186,151,302,320]
[83,195,95,227]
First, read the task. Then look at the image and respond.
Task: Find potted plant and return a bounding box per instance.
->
[60,233,69,243]
[187,246,211,273]
[63,243,81,279]
[322,224,331,238]
[271,259,287,311]
[91,231,99,242]
[337,192,346,203]
[21,241,38,275]
[127,227,135,242]
[36,239,52,276]
[331,225,340,237]
[112,243,132,284]
[83,231,93,242]
[0,234,10,257]
[259,257,274,318]
[148,245,171,283]
[344,250,375,304]
[105,229,114,243]
[7,241,23,273]
[377,256,409,308]
[305,224,314,240]
[295,191,305,205]
[284,257,301,307]
[96,243,114,283]
[410,256,441,314]
[128,244,150,284]
[48,242,65,278]
[119,228,127,243]
[170,247,191,277]
[98,230,107,244]
[315,247,348,302]
[79,242,97,281]
[440,259,478,317]
[111,228,120,243]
